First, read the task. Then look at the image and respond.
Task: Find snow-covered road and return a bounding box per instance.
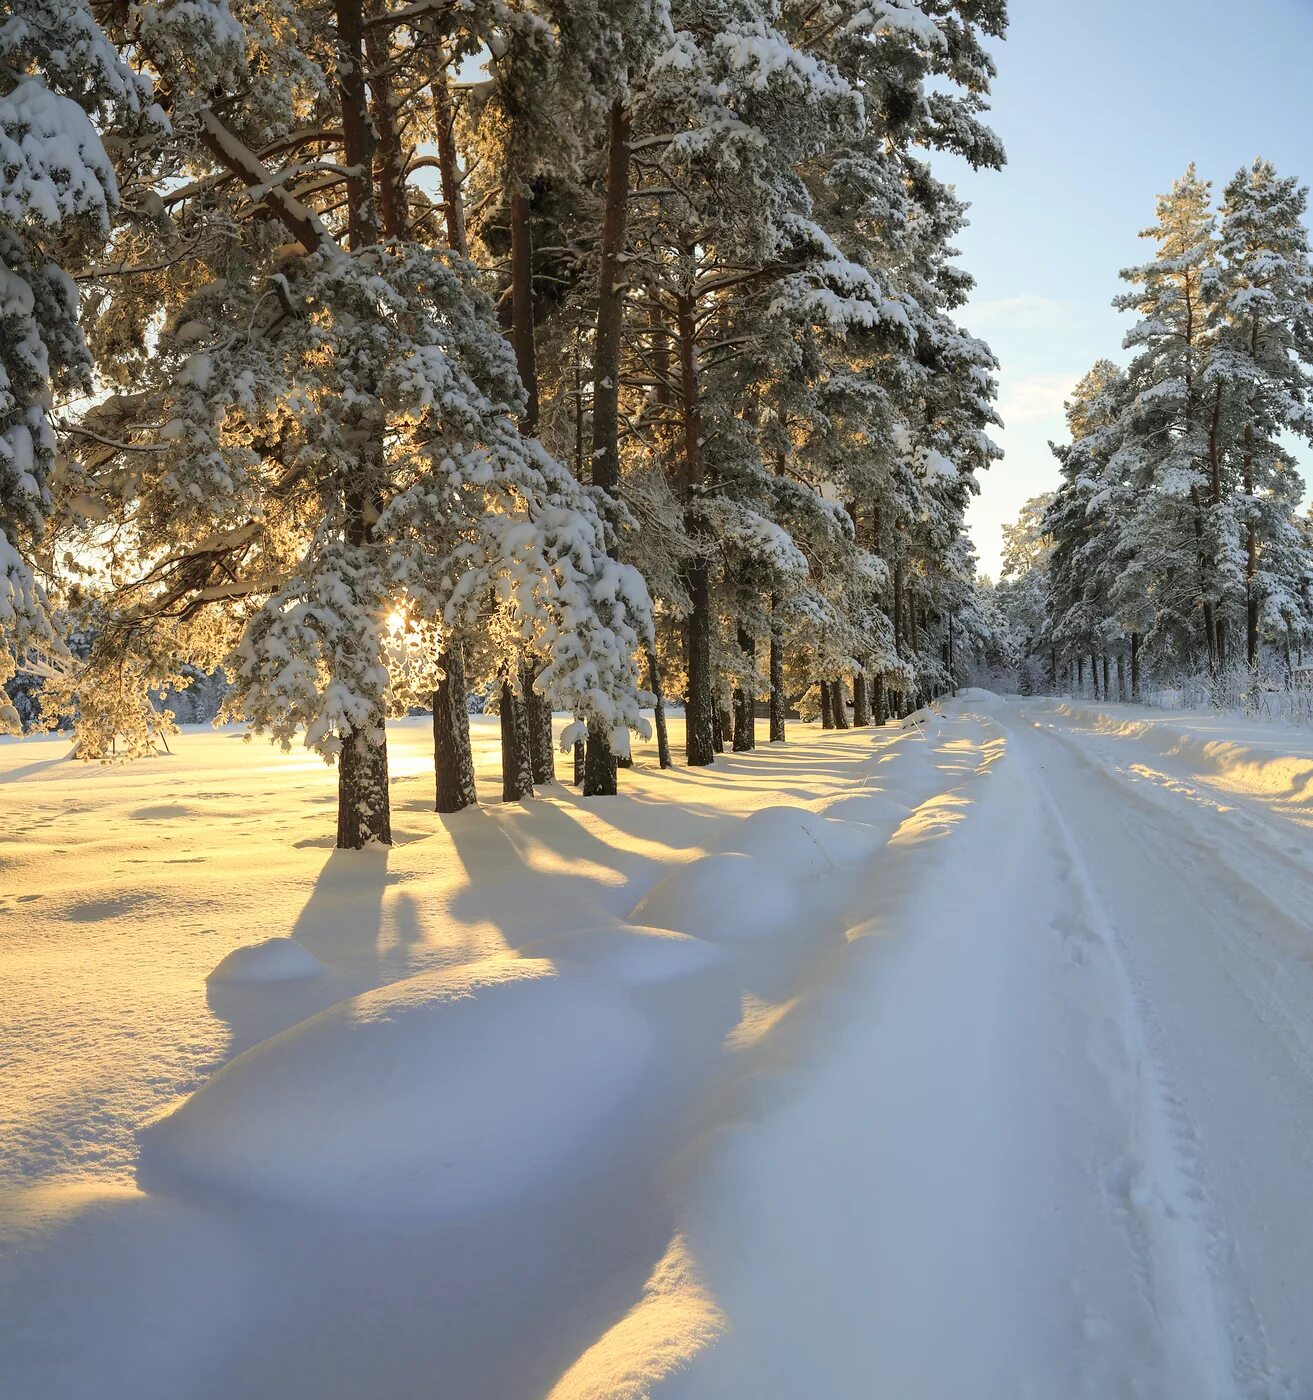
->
[3,693,1313,1398]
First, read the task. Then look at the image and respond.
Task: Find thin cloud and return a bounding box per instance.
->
[997,373,1078,426]
[968,294,1076,331]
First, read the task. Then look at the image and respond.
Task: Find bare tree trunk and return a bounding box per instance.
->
[1117,651,1126,701]
[509,186,539,436]
[648,644,672,769]
[524,661,555,784]
[732,626,755,751]
[583,100,635,793]
[429,51,476,809]
[1191,483,1218,673]
[1244,421,1259,668]
[1131,631,1141,702]
[820,679,834,729]
[769,616,785,743]
[853,672,870,725]
[873,674,886,726]
[335,0,391,849]
[363,11,406,241]
[675,284,715,767]
[499,669,534,803]
[833,678,850,729]
[434,645,476,812]
[591,99,631,495]
[1102,653,1110,702]
[431,61,468,257]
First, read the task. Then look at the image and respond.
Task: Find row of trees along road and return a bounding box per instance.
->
[2,0,1009,845]
[992,162,1313,703]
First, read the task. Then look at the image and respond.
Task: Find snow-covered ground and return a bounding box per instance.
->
[3,693,1313,1398]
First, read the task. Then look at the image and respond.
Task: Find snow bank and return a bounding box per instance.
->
[139,957,652,1215]
[813,791,909,829]
[711,805,838,878]
[206,937,324,984]
[1044,699,1313,801]
[522,926,726,990]
[630,852,803,944]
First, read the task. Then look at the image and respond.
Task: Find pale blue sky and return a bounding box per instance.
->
[946,0,1313,578]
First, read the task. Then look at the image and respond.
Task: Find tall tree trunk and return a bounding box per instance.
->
[506,182,548,795]
[591,99,631,496]
[892,558,904,659]
[1131,631,1141,701]
[434,644,476,812]
[853,672,871,726]
[429,51,476,809]
[583,100,635,793]
[1102,653,1110,701]
[820,679,834,729]
[769,614,785,743]
[1190,483,1218,673]
[363,12,406,241]
[524,661,555,785]
[1244,421,1259,668]
[499,671,534,802]
[648,644,672,769]
[1117,651,1126,702]
[833,678,851,729]
[431,61,468,257]
[732,625,755,751]
[334,0,391,849]
[509,185,539,436]
[675,284,715,767]
[873,674,885,726]
[1091,652,1100,700]
[338,723,391,848]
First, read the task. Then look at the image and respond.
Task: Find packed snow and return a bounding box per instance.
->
[4,695,1313,1397]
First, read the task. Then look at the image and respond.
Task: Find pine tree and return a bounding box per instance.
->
[0,2,156,729]
[1208,159,1313,667]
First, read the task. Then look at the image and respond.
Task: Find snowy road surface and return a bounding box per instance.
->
[3,693,1313,1397]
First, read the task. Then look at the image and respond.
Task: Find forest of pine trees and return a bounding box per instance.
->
[993,161,1313,703]
[3,0,1009,846]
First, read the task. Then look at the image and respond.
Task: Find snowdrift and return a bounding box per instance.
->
[139,957,652,1215]
[522,925,726,989]
[630,852,803,944]
[206,938,324,983]
[1043,699,1313,806]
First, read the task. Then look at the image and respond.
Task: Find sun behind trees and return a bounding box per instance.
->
[2,0,1009,846]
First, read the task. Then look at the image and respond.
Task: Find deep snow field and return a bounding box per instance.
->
[3,692,1313,1398]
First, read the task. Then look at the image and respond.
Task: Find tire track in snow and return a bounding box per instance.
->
[1005,709,1255,1397]
[1009,701,1307,1397]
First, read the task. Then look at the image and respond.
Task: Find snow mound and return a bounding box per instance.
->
[139,958,652,1215]
[522,925,726,989]
[814,792,909,829]
[713,806,837,878]
[714,805,888,875]
[630,853,802,944]
[206,938,324,984]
